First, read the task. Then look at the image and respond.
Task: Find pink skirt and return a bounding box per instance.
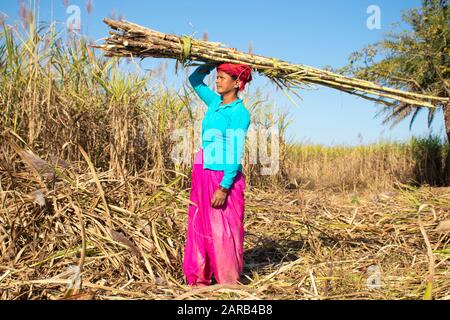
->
[183,149,246,285]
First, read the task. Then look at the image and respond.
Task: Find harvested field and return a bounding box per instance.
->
[1,139,448,300]
[0,2,449,301]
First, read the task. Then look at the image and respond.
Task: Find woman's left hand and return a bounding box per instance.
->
[211,188,228,208]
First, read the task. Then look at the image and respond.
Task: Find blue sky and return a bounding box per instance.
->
[1,0,445,146]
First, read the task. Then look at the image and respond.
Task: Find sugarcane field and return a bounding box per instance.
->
[0,0,449,303]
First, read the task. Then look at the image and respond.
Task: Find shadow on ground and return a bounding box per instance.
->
[240,236,305,285]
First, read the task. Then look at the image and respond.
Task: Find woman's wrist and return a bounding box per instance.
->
[218,185,229,194]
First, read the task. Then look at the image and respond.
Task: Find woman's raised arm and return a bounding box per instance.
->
[188,65,221,107]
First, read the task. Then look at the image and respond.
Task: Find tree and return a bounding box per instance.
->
[338,0,449,184]
[339,0,449,142]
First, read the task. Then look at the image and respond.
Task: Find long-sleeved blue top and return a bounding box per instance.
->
[189,65,251,189]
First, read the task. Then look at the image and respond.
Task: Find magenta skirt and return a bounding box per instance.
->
[183,149,246,285]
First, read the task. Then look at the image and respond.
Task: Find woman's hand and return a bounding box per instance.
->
[197,64,217,74]
[211,187,228,208]
[197,67,210,74]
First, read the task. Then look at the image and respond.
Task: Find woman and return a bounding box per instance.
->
[183,62,252,286]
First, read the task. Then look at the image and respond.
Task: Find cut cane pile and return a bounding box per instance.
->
[94,19,449,109]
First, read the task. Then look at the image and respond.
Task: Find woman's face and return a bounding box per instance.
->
[216,71,240,95]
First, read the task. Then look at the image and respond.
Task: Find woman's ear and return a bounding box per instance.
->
[235,80,241,89]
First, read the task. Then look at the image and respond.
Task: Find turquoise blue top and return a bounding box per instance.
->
[189,65,251,189]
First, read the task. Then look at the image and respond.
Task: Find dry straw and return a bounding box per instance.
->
[94,19,449,109]
[1,130,449,300]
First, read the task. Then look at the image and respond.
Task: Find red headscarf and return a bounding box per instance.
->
[217,63,252,91]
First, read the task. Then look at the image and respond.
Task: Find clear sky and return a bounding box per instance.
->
[1,0,445,146]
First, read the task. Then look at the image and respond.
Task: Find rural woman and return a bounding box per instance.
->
[183,63,252,286]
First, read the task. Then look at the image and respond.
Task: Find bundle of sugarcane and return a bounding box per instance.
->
[94,18,449,109]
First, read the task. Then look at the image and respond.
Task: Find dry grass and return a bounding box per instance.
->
[96,19,448,109]
[1,8,449,300]
[285,137,450,192]
[1,132,449,300]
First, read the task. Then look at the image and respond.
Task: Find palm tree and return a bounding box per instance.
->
[338,0,449,183]
[339,0,449,141]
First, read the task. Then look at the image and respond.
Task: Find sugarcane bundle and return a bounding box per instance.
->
[95,18,449,109]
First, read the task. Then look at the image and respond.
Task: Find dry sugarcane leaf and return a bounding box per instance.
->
[59,290,96,300]
[110,229,141,257]
[435,220,450,233]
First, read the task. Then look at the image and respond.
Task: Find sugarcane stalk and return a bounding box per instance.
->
[93,18,449,109]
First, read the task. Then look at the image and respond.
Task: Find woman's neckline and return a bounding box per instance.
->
[220,98,241,106]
